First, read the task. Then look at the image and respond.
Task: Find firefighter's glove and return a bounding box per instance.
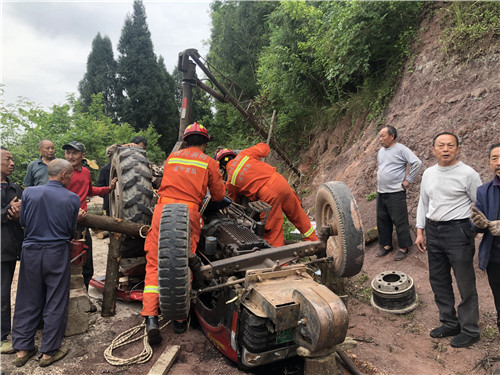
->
[471,207,489,229]
[489,220,500,236]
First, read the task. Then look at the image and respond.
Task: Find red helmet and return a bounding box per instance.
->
[183,122,210,141]
[215,148,236,163]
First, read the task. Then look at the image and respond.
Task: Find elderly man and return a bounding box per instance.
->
[471,143,500,332]
[64,141,117,292]
[1,147,24,355]
[416,132,482,348]
[12,159,82,367]
[24,139,55,187]
[376,126,422,260]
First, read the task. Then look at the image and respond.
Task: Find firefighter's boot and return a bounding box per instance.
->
[145,316,162,345]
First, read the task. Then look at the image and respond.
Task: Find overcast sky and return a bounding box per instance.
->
[1,0,212,110]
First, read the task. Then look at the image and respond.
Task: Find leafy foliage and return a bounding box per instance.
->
[209,1,423,154]
[441,1,500,61]
[0,93,165,186]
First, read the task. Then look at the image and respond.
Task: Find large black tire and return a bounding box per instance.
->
[158,204,191,321]
[315,181,364,278]
[110,147,153,224]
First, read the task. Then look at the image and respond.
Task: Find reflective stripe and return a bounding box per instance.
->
[303,226,315,238]
[230,156,249,185]
[143,285,159,294]
[168,158,208,169]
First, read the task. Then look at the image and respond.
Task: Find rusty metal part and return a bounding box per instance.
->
[370,270,419,314]
[241,265,349,354]
[199,240,326,279]
[293,284,348,352]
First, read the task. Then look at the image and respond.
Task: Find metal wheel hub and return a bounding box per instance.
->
[370,270,418,314]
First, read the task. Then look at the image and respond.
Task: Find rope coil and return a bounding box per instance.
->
[103,319,171,366]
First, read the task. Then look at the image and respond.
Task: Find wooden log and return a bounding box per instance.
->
[81,213,149,238]
[96,231,110,239]
[364,227,378,244]
[102,232,123,317]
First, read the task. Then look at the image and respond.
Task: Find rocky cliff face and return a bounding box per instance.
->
[301,8,499,233]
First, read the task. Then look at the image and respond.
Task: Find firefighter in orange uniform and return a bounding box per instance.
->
[217,143,318,247]
[142,123,225,343]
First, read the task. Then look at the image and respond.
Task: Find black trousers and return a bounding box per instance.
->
[377,191,413,249]
[426,220,480,337]
[486,260,500,328]
[12,242,71,354]
[82,231,93,289]
[1,261,16,341]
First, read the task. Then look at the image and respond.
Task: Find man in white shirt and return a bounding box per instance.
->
[416,132,482,348]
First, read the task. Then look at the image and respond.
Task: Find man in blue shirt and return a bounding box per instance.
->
[23,140,55,187]
[12,159,82,368]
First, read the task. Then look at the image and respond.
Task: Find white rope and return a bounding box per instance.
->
[103,319,171,366]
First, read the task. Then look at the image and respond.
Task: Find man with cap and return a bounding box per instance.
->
[24,139,55,187]
[142,122,225,342]
[220,143,318,247]
[63,141,117,294]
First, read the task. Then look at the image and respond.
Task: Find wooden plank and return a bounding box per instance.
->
[147,345,181,375]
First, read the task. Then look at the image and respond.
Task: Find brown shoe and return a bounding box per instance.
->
[13,346,38,367]
[39,346,69,367]
[376,246,393,257]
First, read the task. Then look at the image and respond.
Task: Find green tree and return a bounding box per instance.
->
[116,0,179,151]
[209,1,278,97]
[207,1,279,150]
[78,33,118,120]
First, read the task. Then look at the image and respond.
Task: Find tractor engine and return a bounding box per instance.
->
[200,218,270,259]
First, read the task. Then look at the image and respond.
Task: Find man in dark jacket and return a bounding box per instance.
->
[12,159,81,367]
[471,143,500,331]
[1,147,24,355]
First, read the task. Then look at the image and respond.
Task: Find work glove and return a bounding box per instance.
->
[489,220,500,236]
[471,207,489,229]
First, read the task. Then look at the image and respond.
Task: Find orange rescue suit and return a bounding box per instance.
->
[226,143,318,247]
[141,146,225,317]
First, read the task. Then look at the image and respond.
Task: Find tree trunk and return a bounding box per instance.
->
[81,213,149,238]
[101,232,123,317]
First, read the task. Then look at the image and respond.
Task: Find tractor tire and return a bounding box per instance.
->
[110,146,153,225]
[315,181,364,278]
[158,204,191,321]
